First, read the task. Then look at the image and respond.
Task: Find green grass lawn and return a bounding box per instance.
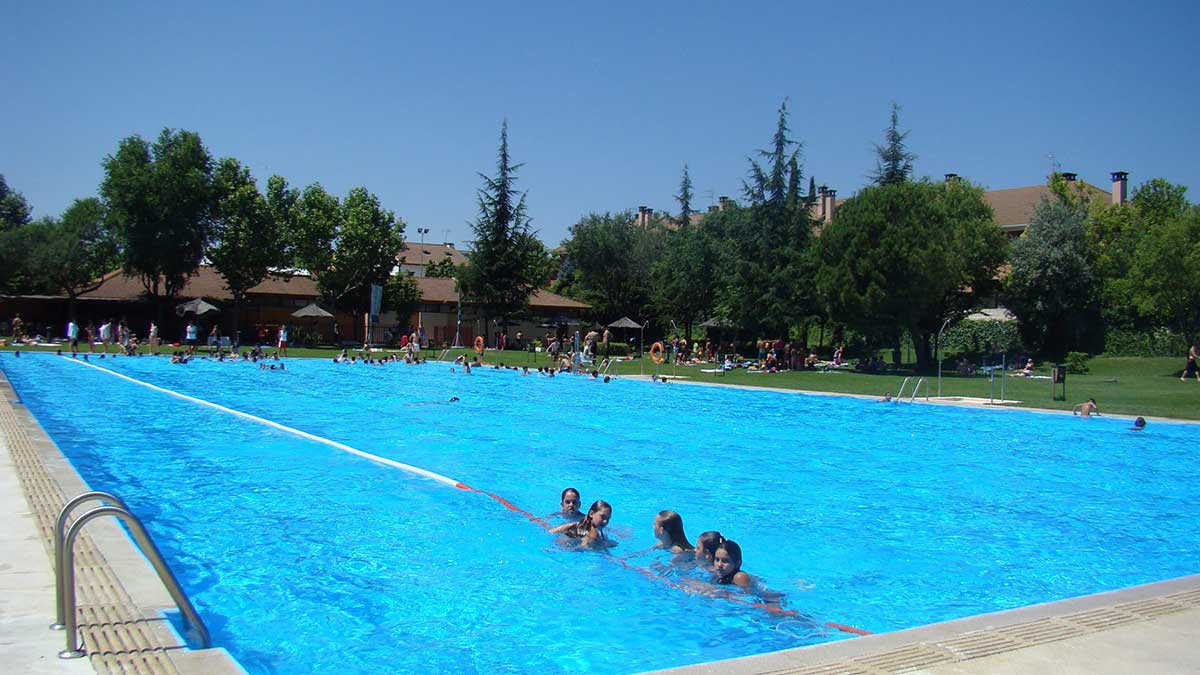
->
[4,342,1198,421]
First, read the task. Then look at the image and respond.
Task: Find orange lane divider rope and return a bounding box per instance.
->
[62,356,870,637]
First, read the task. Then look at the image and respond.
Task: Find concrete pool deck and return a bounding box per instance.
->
[2,363,1197,674]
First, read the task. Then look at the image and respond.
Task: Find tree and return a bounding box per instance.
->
[817,179,1006,370]
[209,158,284,343]
[383,271,422,332]
[289,183,340,276]
[0,174,33,231]
[1126,182,1200,344]
[676,164,693,229]
[652,221,717,339]
[722,100,814,337]
[424,257,457,278]
[557,211,663,322]
[317,187,406,335]
[25,198,120,319]
[870,101,916,186]
[458,121,548,343]
[1005,198,1099,355]
[265,175,301,267]
[101,129,215,319]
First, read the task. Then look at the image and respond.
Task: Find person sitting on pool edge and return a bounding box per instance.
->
[1073,398,1100,417]
[713,539,753,588]
[653,510,694,554]
[549,499,613,548]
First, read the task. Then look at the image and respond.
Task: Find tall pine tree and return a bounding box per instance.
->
[676,164,693,228]
[458,121,546,345]
[870,101,916,186]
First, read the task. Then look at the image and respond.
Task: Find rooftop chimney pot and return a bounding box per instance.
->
[944,173,959,182]
[1062,172,1077,182]
[1111,171,1128,205]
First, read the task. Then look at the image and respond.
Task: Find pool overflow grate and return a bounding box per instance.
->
[0,395,184,675]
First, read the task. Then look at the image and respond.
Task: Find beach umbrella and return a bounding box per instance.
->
[607,316,642,329]
[292,303,333,318]
[698,317,735,328]
[176,298,220,317]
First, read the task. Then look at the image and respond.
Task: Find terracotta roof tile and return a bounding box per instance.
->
[79,267,319,301]
[399,242,469,266]
[413,276,589,310]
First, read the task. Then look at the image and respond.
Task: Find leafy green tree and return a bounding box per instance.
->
[1126,183,1200,344]
[458,121,548,341]
[870,102,916,186]
[384,271,422,330]
[0,174,33,231]
[1087,198,1140,326]
[209,158,284,343]
[289,183,340,276]
[25,198,120,319]
[722,101,813,337]
[652,221,717,338]
[100,128,215,318]
[817,179,1006,369]
[265,175,301,267]
[557,210,663,322]
[424,257,457,278]
[317,187,406,332]
[1005,198,1099,355]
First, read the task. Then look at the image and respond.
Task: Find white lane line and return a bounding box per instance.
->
[60,357,461,488]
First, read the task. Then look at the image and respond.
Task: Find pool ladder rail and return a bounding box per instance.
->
[895,377,930,402]
[50,491,211,659]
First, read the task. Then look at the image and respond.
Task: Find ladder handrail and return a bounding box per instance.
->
[895,376,912,400]
[56,505,211,658]
[51,491,129,630]
[910,377,930,402]
[437,348,452,361]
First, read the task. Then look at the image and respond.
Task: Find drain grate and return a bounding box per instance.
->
[851,644,954,672]
[1166,589,1200,607]
[1115,597,1189,618]
[783,663,877,675]
[995,617,1086,646]
[936,630,1024,659]
[1061,607,1143,630]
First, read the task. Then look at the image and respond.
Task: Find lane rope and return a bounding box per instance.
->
[57,356,867,634]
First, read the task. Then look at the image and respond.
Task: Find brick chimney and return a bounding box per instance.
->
[637,206,649,227]
[718,196,730,211]
[825,189,837,221]
[817,185,828,220]
[944,173,959,183]
[1111,171,1128,205]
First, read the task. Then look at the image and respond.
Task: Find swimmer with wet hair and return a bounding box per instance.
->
[558,487,582,519]
[550,499,613,548]
[712,539,752,588]
[1130,416,1147,431]
[695,531,724,568]
[653,510,694,553]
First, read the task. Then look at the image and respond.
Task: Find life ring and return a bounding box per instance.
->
[649,341,665,364]
[474,335,485,354]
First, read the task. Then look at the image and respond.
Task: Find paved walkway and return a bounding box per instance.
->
[0,426,94,674]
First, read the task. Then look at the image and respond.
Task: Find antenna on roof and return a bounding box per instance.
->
[703,189,716,208]
[1047,153,1060,177]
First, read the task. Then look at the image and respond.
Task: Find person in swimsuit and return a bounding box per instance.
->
[550,499,613,548]
[1073,398,1100,418]
[653,510,694,554]
[1183,344,1199,382]
[558,488,582,520]
[1130,416,1147,431]
[694,530,724,569]
[712,539,753,588]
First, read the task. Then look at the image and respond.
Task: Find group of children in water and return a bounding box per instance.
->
[549,488,755,590]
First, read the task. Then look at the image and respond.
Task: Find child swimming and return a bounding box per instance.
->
[550,500,613,548]
[653,510,694,553]
[694,531,724,569]
[712,539,752,588]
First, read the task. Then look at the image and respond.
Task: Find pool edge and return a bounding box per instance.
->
[0,368,244,675]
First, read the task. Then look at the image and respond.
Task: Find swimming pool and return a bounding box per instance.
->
[2,353,1197,674]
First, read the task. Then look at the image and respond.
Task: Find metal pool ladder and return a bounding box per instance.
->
[50,491,211,658]
[909,377,930,402]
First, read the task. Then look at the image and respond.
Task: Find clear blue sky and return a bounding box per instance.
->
[3,1,1197,249]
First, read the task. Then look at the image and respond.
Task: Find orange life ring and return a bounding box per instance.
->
[650,341,665,364]
[474,335,485,353]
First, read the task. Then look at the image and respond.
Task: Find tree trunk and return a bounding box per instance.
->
[232,292,243,348]
[912,328,933,372]
[892,337,902,367]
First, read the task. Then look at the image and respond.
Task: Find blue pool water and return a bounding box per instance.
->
[2,353,1198,674]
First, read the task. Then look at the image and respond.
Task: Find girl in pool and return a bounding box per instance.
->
[712,539,753,588]
[550,499,613,548]
[653,510,694,553]
[557,487,582,520]
[694,530,724,569]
